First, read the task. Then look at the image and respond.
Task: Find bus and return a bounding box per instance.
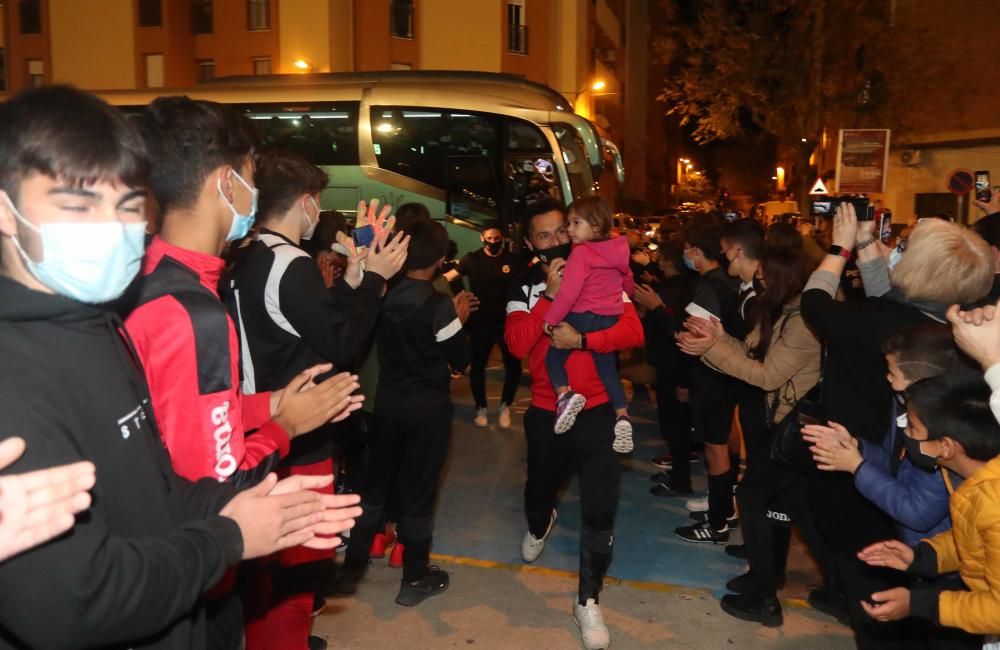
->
[97,71,625,254]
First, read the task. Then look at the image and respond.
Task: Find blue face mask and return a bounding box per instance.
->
[887,246,903,272]
[5,194,146,304]
[683,250,697,271]
[219,169,258,242]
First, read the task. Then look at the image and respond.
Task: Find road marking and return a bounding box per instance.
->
[430,553,812,610]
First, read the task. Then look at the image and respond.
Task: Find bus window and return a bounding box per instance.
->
[507,119,549,152]
[553,124,592,200]
[446,155,500,224]
[246,102,360,165]
[371,107,500,191]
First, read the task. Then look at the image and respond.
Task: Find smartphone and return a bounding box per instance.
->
[797,413,822,428]
[878,211,893,245]
[976,170,992,203]
[352,224,375,248]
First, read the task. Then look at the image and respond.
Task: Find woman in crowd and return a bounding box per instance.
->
[678,246,832,627]
[800,205,994,647]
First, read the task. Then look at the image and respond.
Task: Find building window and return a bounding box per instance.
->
[20,0,42,34]
[252,57,271,75]
[144,53,165,88]
[507,1,528,54]
[192,0,212,34]
[247,0,269,30]
[198,59,215,82]
[26,59,44,88]
[390,0,413,39]
[138,0,162,27]
[389,62,412,71]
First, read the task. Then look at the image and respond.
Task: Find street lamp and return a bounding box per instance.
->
[293,60,311,72]
[591,79,607,92]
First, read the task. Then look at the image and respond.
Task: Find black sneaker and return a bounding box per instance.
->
[650,451,699,470]
[675,521,729,544]
[331,565,365,596]
[395,566,449,607]
[808,583,850,626]
[690,510,739,527]
[720,593,783,627]
[725,544,747,560]
[650,475,693,497]
[308,636,328,650]
[311,594,327,617]
[726,571,787,594]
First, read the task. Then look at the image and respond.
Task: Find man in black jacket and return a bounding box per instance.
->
[0,86,361,650]
[224,150,407,647]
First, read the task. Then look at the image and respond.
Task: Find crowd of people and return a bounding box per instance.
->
[3,82,1000,650]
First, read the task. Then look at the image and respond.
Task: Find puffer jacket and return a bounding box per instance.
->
[910,455,1000,634]
[701,296,820,423]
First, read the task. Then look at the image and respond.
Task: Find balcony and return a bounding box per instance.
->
[508,24,528,55]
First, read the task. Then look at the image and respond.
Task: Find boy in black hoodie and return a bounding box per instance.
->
[0,86,361,650]
[338,218,470,606]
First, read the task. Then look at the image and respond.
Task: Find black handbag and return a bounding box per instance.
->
[767,313,825,470]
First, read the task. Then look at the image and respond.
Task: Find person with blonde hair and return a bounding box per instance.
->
[799,204,994,647]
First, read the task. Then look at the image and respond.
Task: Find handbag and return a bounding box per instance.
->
[767,312,825,470]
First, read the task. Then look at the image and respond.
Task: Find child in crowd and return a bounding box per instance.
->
[803,324,971,545]
[856,370,1000,644]
[543,196,635,453]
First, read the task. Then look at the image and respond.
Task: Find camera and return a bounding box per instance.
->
[810,196,874,221]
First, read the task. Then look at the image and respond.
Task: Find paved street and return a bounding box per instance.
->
[316,368,855,649]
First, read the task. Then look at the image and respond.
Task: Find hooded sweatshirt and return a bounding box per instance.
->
[0,275,243,650]
[544,236,635,327]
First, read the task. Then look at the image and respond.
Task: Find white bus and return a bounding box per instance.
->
[98,71,624,254]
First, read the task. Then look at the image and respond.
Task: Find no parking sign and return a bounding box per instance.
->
[947,169,975,195]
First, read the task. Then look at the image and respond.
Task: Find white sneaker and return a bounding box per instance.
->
[685,495,709,512]
[474,407,488,428]
[574,598,610,650]
[521,509,557,563]
[498,403,512,430]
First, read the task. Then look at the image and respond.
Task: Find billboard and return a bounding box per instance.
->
[835,129,891,194]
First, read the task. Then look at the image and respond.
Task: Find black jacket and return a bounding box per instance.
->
[224,230,385,463]
[0,277,243,650]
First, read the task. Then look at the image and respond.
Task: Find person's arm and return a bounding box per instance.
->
[280,257,384,370]
[544,248,588,327]
[126,298,288,486]
[702,315,819,391]
[913,516,1000,634]
[855,460,953,534]
[433,294,470,372]
[583,300,645,353]
[924,527,962,575]
[858,255,893,298]
[0,406,243,649]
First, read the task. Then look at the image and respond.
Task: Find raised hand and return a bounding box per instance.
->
[366,230,410,280]
[273,366,362,438]
[632,284,664,311]
[802,422,863,473]
[0,437,96,562]
[355,198,395,237]
[947,300,1000,371]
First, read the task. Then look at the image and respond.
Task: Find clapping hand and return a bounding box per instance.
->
[947,300,1000,371]
[801,421,863,473]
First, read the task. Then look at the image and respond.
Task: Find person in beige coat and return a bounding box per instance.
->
[678,247,834,628]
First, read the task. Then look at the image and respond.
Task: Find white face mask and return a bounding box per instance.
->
[218,169,258,242]
[4,193,146,304]
[302,197,320,240]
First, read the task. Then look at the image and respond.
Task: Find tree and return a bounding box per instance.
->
[656,0,923,207]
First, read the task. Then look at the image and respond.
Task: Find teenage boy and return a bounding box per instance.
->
[505,198,644,650]
[443,221,525,429]
[856,371,1000,643]
[670,218,742,544]
[0,85,360,650]
[224,151,407,648]
[338,219,470,606]
[129,97,362,649]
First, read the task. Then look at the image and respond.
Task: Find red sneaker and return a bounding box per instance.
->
[388,542,405,568]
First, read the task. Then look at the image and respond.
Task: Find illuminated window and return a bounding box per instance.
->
[247,0,269,31]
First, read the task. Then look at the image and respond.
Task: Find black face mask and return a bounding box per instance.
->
[903,435,939,471]
[484,240,504,255]
[752,277,766,296]
[536,242,572,265]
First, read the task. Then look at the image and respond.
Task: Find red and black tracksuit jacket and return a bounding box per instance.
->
[125,236,290,486]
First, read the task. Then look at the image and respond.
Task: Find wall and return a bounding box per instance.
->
[418,0,499,71]
[549,0,588,109]
[50,0,134,89]
[5,0,51,92]
[500,0,550,85]
[279,0,330,73]
[884,145,1000,224]
[195,0,279,77]
[353,0,390,70]
[328,0,352,71]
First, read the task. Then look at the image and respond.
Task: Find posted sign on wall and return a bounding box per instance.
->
[835,129,891,194]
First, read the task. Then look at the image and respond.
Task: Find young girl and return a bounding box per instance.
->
[543,196,635,452]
